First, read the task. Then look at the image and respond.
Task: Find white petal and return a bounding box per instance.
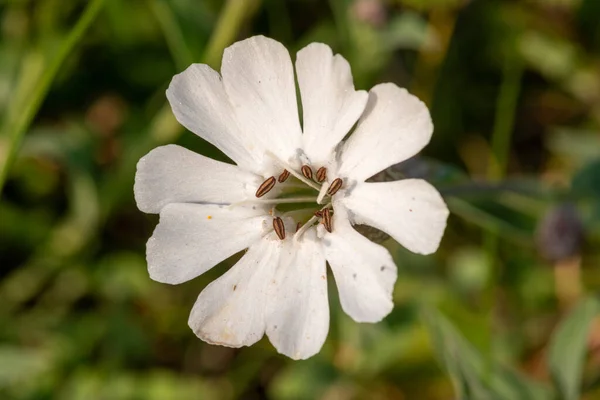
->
[188,238,280,347]
[322,207,396,323]
[296,43,368,166]
[266,231,329,360]
[166,64,261,173]
[134,145,262,214]
[337,83,433,182]
[147,203,268,284]
[221,36,302,167]
[341,180,449,255]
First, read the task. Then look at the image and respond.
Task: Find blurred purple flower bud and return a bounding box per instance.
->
[352,0,387,27]
[535,204,584,262]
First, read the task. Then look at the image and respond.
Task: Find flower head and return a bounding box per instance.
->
[134,36,449,360]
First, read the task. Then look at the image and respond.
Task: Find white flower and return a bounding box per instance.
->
[134,36,449,360]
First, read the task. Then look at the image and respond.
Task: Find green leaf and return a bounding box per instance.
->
[572,158,600,198]
[424,308,552,400]
[548,296,600,400]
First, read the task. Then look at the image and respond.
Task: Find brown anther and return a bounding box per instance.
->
[314,210,323,218]
[273,217,286,240]
[255,176,276,198]
[301,165,313,180]
[327,178,343,196]
[322,208,332,233]
[278,169,290,183]
[316,167,327,182]
[296,222,302,232]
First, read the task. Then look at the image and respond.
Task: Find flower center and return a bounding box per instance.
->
[252,165,343,240]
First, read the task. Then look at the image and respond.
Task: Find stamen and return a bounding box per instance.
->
[301,165,313,180]
[296,222,302,232]
[293,203,332,241]
[265,151,320,191]
[278,169,290,183]
[273,217,286,240]
[327,178,343,196]
[255,176,276,198]
[314,210,323,217]
[322,208,332,233]
[316,182,329,204]
[293,216,317,241]
[316,167,327,182]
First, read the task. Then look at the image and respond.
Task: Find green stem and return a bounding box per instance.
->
[148,0,195,69]
[446,198,531,246]
[0,0,106,196]
[203,0,261,68]
[483,56,523,381]
[489,60,522,180]
[328,0,351,52]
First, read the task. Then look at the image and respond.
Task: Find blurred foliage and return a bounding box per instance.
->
[1,0,600,399]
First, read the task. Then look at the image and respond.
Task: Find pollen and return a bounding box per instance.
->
[207,215,212,220]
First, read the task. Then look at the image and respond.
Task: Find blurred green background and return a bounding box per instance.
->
[1,0,600,399]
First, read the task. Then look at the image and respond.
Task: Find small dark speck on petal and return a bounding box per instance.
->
[233,285,237,291]
[353,273,357,279]
[409,209,413,212]
[380,266,385,271]
[273,325,277,330]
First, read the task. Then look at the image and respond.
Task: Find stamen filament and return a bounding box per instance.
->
[293,215,318,241]
[230,196,317,207]
[265,151,321,192]
[293,203,332,241]
[316,182,329,204]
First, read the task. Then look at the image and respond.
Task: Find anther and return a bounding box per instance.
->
[322,208,332,233]
[278,169,290,183]
[314,210,323,218]
[255,176,276,198]
[327,178,343,196]
[301,165,313,180]
[296,222,302,232]
[273,217,286,240]
[316,167,327,182]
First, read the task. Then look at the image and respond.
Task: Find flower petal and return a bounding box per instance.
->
[337,83,433,182]
[221,36,302,167]
[188,238,280,347]
[266,231,329,360]
[134,145,262,214]
[166,64,261,173]
[341,179,449,255]
[147,203,268,284]
[322,207,396,323]
[296,43,368,166]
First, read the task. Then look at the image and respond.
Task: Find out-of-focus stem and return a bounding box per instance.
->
[412,8,458,105]
[203,0,261,68]
[148,0,195,69]
[554,257,582,310]
[482,56,523,380]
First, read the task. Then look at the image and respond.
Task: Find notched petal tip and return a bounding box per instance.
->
[191,327,254,349]
[343,180,449,256]
[222,35,289,65]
